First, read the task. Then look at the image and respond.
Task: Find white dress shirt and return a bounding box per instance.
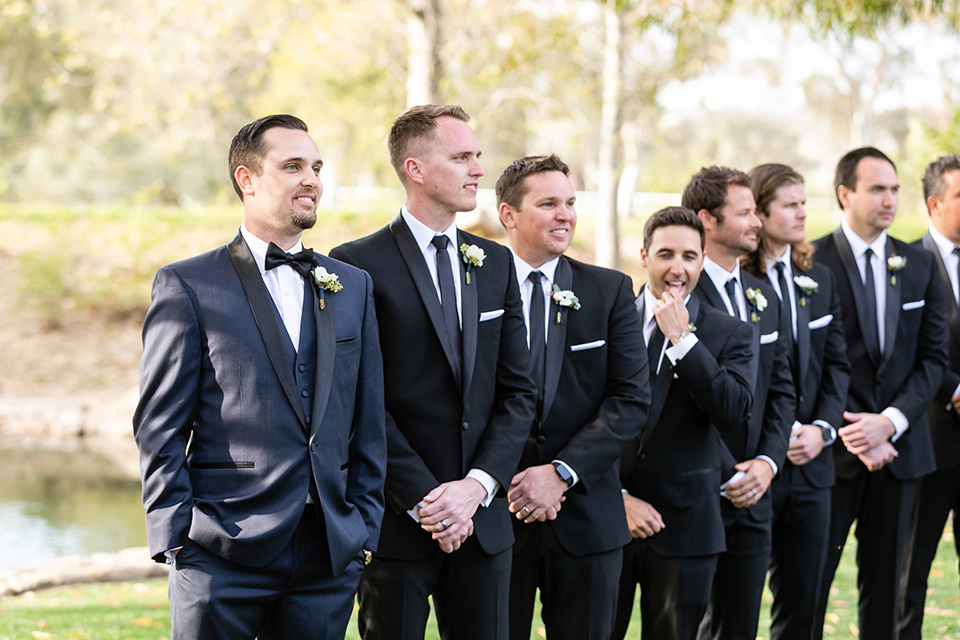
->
[400,206,498,512]
[840,220,909,441]
[927,224,960,406]
[240,224,306,351]
[642,287,698,374]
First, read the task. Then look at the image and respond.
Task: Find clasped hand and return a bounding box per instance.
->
[417,478,486,553]
[725,459,774,509]
[507,465,566,524]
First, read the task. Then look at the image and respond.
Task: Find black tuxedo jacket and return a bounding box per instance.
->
[696,271,796,520]
[620,290,754,557]
[916,232,960,472]
[774,261,850,489]
[330,214,537,560]
[813,229,948,480]
[134,234,387,576]
[513,256,649,556]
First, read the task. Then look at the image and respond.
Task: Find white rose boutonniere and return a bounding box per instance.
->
[887,254,907,285]
[793,275,819,307]
[744,287,767,323]
[687,322,697,333]
[551,285,581,324]
[460,243,485,284]
[312,265,343,310]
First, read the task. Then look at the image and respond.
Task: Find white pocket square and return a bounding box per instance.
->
[902,300,925,311]
[760,331,779,345]
[570,339,606,352]
[479,309,505,322]
[808,314,833,330]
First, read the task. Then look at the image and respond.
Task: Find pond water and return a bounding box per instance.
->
[0,446,146,569]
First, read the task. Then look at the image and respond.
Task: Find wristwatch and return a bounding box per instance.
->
[552,462,575,489]
[817,424,832,442]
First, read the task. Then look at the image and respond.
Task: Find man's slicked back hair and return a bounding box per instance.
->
[643,206,705,251]
[228,114,308,201]
[922,154,960,206]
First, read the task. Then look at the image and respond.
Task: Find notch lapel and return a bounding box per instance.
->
[458,231,478,398]
[636,286,676,451]
[541,257,571,422]
[832,227,880,367]
[922,232,960,344]
[227,234,307,428]
[389,214,461,387]
[309,274,336,441]
[881,239,901,366]
[795,272,811,392]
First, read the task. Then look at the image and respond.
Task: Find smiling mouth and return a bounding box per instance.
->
[295,194,315,205]
[664,280,686,291]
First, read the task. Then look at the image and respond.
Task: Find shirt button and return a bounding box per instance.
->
[536,435,546,444]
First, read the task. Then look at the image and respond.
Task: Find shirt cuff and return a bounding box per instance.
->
[756,455,778,477]
[164,547,182,564]
[813,420,837,446]
[947,382,960,411]
[551,459,579,489]
[882,407,909,442]
[665,332,698,365]
[466,468,500,507]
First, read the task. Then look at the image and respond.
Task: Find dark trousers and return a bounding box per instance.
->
[900,465,960,640]
[768,464,831,640]
[168,506,363,640]
[613,537,718,640]
[697,500,772,640]
[357,535,511,640]
[509,522,621,640]
[814,468,920,640]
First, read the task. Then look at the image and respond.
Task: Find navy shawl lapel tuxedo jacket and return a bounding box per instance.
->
[917,232,960,473]
[513,256,650,556]
[134,234,387,576]
[620,289,754,557]
[330,214,537,560]
[813,229,948,480]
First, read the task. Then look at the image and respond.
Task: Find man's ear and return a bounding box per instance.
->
[927,194,941,220]
[639,246,648,270]
[697,209,717,232]
[837,185,852,212]
[404,157,425,185]
[499,202,517,230]
[235,166,256,197]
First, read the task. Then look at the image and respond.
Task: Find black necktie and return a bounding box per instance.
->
[724,278,741,320]
[862,248,881,361]
[264,242,315,278]
[647,321,664,383]
[953,247,960,307]
[775,261,797,357]
[431,235,462,372]
[528,271,546,417]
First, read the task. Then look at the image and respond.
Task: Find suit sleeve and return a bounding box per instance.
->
[329,243,442,516]
[346,270,388,550]
[557,274,649,493]
[132,267,199,562]
[811,270,850,428]
[755,327,796,471]
[469,248,538,492]
[889,255,949,424]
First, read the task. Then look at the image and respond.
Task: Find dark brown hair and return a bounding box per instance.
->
[681,166,752,222]
[643,206,705,251]
[496,154,570,209]
[228,114,308,201]
[387,104,470,182]
[741,163,814,275]
[922,154,960,207]
[834,146,896,209]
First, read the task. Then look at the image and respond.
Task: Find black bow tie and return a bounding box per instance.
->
[264,242,315,278]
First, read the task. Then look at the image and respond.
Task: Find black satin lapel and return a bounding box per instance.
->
[389,215,461,386]
[882,240,902,366]
[227,234,307,427]
[459,231,478,397]
[795,278,811,391]
[923,233,960,341]
[696,277,725,311]
[541,257,571,422]
[832,227,879,366]
[309,279,336,441]
[640,360,673,452]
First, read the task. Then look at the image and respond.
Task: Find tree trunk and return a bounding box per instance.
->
[406,0,443,107]
[595,0,623,268]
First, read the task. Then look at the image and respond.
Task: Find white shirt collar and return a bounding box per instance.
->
[642,286,691,328]
[763,245,793,278]
[841,218,887,260]
[401,204,458,252]
[703,255,741,291]
[239,224,304,274]
[928,224,959,256]
[512,253,560,288]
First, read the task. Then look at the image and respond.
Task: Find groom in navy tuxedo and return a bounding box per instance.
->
[134,114,386,640]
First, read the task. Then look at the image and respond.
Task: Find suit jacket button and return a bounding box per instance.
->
[462,421,469,431]
[639,453,646,461]
[301,390,309,398]
[536,435,546,444]
[305,414,311,424]
[298,364,306,373]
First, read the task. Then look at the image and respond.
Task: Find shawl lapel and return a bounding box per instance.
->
[308,273,336,441]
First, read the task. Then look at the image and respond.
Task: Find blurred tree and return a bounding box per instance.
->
[404,0,444,106]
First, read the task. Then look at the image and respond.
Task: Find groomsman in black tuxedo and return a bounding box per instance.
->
[134,115,387,639]
[614,206,754,640]
[683,167,796,640]
[741,164,850,640]
[330,105,537,640]
[495,155,649,640]
[812,147,948,640]
[901,154,960,639]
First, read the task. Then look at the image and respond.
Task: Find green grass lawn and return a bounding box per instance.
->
[3,525,959,640]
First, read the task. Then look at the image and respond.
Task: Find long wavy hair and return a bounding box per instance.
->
[741,163,814,277]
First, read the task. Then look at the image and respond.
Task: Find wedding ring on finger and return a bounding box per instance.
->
[750,489,757,496]
[522,506,531,515]
[440,519,448,531]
